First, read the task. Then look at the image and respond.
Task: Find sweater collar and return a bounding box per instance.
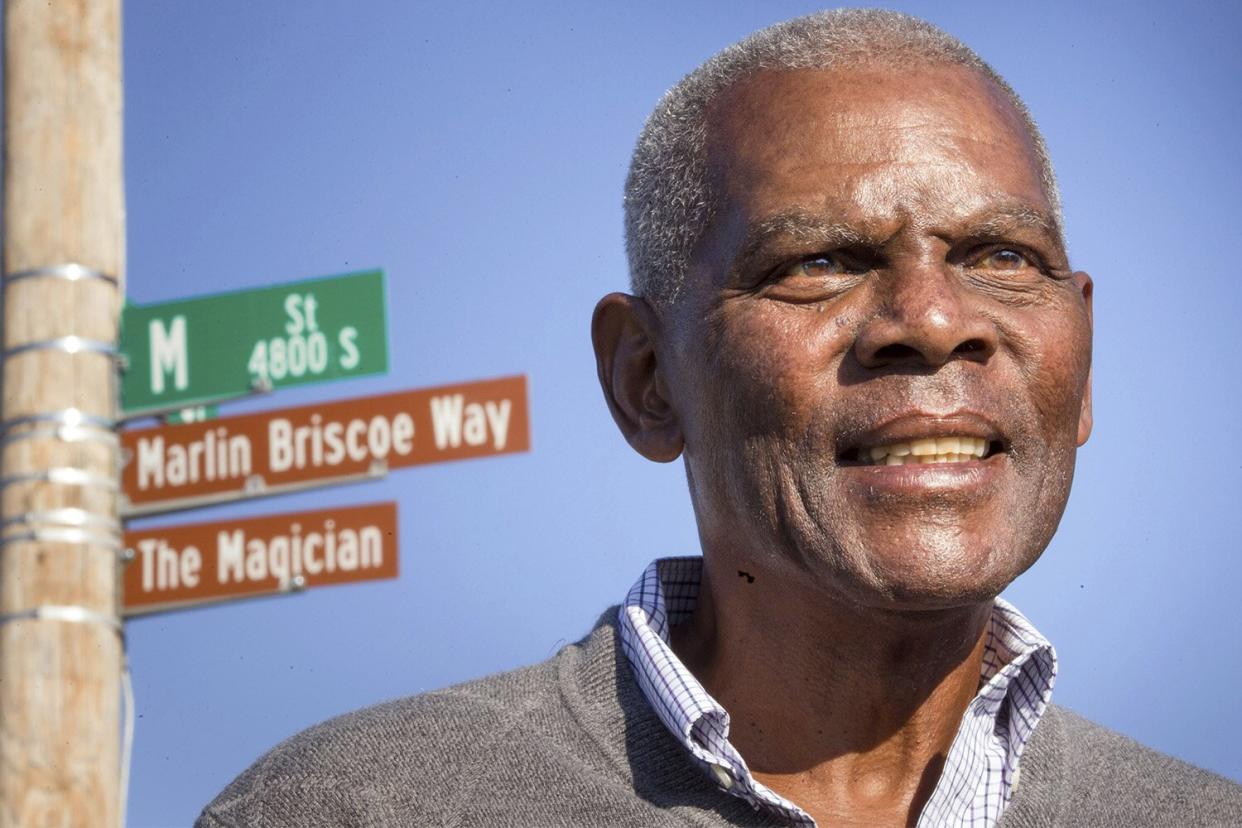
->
[556,606,780,825]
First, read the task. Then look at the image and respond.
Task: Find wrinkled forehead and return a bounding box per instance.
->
[701,64,1051,231]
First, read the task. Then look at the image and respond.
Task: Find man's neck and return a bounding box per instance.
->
[668,555,992,827]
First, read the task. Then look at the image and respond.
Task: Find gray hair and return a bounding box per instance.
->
[624,9,1061,306]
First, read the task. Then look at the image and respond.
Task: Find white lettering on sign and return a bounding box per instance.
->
[248,292,360,384]
[338,326,359,370]
[284,293,320,335]
[267,412,415,472]
[216,519,384,585]
[135,427,253,490]
[430,395,512,450]
[149,315,189,395]
[248,332,329,383]
[138,538,203,592]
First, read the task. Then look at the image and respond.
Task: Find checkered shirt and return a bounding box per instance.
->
[618,557,1057,827]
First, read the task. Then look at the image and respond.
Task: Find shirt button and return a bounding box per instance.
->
[711,764,734,789]
[1012,767,1022,787]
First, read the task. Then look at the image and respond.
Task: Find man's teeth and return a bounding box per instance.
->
[861,436,990,465]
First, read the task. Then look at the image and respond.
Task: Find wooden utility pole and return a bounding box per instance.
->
[1,1,126,826]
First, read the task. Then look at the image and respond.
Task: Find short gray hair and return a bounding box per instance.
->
[624,9,1061,306]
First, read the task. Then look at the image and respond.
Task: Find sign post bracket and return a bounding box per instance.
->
[117,377,273,426]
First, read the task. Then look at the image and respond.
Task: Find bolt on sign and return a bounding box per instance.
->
[120,269,388,415]
[165,404,219,424]
[122,502,398,615]
[121,374,530,514]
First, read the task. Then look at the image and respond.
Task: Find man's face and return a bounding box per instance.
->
[661,64,1093,610]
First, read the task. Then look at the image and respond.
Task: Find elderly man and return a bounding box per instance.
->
[199,10,1241,827]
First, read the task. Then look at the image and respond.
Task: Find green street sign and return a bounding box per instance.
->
[121,269,387,415]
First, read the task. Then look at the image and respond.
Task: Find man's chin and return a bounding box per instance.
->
[866,579,1008,614]
[801,541,1036,614]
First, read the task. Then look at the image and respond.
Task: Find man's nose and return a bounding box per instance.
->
[852,261,998,369]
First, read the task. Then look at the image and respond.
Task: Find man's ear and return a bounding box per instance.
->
[1075,271,1093,446]
[591,293,684,462]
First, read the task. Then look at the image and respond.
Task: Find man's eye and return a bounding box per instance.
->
[782,253,861,280]
[758,251,870,301]
[798,255,846,276]
[978,248,1030,270]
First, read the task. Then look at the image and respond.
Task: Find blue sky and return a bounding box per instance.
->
[121,2,1241,824]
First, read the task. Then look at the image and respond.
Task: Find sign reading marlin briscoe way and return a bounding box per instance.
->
[122,502,398,614]
[120,269,387,415]
[121,375,529,514]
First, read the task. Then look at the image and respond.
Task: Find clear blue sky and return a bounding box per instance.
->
[121,2,1242,824]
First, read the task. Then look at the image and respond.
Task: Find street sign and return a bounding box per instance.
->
[122,501,398,615]
[121,374,530,515]
[120,269,387,415]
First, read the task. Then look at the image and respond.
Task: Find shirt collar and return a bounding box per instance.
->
[617,556,1057,827]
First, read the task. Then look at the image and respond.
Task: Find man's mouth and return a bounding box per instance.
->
[849,436,1005,466]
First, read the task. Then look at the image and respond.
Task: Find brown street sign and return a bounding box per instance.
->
[123,501,398,614]
[121,374,529,513]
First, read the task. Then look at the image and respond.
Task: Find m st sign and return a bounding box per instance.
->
[120,269,388,415]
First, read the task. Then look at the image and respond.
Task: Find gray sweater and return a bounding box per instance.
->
[198,610,1242,827]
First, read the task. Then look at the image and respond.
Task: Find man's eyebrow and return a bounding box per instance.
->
[726,204,1066,280]
[735,210,872,264]
[961,204,1063,244]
